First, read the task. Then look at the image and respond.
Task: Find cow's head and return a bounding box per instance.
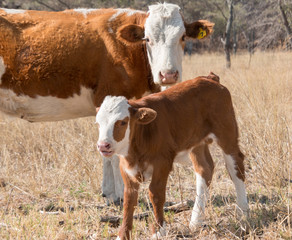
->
[117,3,214,86]
[96,96,156,157]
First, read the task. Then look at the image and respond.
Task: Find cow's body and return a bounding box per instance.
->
[0,3,214,203]
[0,7,156,121]
[96,73,249,239]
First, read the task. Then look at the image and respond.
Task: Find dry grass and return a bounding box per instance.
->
[0,52,291,239]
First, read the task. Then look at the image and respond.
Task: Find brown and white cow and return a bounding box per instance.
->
[0,3,214,203]
[96,73,249,239]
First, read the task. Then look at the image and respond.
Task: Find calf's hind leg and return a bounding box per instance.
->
[189,144,214,230]
[214,120,249,216]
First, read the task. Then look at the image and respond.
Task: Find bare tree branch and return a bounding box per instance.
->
[213,2,228,21]
[36,0,58,11]
[57,0,71,9]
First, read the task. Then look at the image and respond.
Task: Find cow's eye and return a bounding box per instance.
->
[142,37,150,43]
[182,35,186,41]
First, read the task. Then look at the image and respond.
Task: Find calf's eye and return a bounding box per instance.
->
[120,121,127,126]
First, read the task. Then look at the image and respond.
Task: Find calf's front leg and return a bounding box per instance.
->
[118,164,140,240]
[148,166,171,239]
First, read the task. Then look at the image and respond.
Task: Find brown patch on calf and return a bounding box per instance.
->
[113,117,129,142]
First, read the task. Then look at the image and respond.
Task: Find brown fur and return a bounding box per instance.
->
[118,74,245,239]
[0,8,157,110]
[113,117,129,142]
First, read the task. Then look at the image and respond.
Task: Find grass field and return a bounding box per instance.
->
[0,52,291,239]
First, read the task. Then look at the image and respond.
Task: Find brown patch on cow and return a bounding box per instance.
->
[113,117,129,142]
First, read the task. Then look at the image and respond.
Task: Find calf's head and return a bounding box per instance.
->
[96,96,156,157]
[117,3,214,86]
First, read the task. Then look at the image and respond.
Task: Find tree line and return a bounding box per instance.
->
[1,0,291,66]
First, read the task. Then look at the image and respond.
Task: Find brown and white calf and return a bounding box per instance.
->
[0,3,213,203]
[96,74,249,239]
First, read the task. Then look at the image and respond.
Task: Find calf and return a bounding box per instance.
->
[95,74,249,239]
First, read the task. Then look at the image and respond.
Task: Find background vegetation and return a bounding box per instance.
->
[0,52,291,239]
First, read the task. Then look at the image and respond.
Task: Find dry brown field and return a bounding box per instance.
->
[0,52,291,239]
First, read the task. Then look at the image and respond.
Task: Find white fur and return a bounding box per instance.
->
[96,96,131,156]
[0,57,5,85]
[174,149,192,166]
[223,154,249,213]
[144,3,185,85]
[1,8,26,14]
[189,173,209,230]
[151,222,166,239]
[102,155,124,203]
[0,87,95,121]
[109,9,145,22]
[124,164,138,179]
[73,8,97,18]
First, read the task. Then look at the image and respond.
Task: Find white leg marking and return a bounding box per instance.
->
[102,157,115,200]
[111,155,124,200]
[189,173,208,230]
[151,222,166,239]
[0,57,5,85]
[224,154,249,214]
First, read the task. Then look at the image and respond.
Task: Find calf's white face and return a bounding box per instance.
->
[96,96,157,158]
[96,96,131,157]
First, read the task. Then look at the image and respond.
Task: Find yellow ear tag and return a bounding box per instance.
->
[197,28,207,39]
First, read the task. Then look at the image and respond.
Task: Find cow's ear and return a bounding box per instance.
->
[117,24,144,44]
[184,20,214,40]
[131,107,157,125]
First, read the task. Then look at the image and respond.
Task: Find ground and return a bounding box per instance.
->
[0,52,291,239]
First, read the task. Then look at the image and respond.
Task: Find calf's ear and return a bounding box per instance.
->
[132,107,157,125]
[117,24,144,44]
[184,20,214,40]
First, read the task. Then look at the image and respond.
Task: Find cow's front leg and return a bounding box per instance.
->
[118,164,140,240]
[148,166,171,239]
[102,155,124,205]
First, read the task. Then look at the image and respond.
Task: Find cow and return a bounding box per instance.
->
[0,3,214,203]
[95,73,249,239]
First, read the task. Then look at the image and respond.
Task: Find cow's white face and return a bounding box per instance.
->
[96,96,131,158]
[144,3,184,86]
[117,3,214,88]
[96,96,157,158]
